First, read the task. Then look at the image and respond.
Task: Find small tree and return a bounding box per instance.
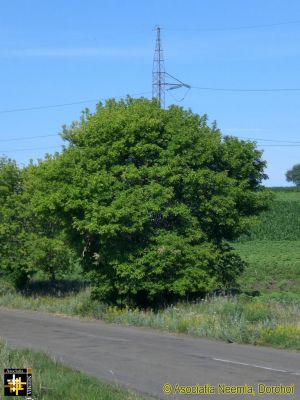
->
[0,157,29,288]
[286,164,300,187]
[0,157,76,288]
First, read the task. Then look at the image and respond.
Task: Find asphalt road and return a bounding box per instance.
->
[0,307,299,400]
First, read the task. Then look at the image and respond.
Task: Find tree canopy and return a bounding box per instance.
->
[286,164,300,187]
[16,97,271,306]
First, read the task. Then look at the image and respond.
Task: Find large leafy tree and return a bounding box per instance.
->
[286,164,300,187]
[25,98,271,306]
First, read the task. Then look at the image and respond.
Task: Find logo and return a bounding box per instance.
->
[3,368,32,397]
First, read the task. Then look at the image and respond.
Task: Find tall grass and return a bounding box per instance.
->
[101,295,300,349]
[0,287,299,350]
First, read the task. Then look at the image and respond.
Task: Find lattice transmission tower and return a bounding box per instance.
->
[152,26,190,108]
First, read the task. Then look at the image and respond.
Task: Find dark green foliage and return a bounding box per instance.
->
[286,163,300,186]
[20,279,89,297]
[23,98,270,306]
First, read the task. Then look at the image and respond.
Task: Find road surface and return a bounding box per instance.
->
[0,307,299,399]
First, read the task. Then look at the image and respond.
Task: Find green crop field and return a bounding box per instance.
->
[235,187,300,298]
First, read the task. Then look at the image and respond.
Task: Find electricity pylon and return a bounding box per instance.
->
[152,25,190,108]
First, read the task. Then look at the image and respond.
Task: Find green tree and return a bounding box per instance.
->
[0,157,29,288]
[0,157,75,288]
[286,164,300,187]
[25,98,271,306]
[21,163,77,282]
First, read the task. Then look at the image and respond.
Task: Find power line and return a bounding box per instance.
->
[0,91,151,115]
[233,136,300,144]
[1,132,300,146]
[0,99,99,114]
[1,85,300,119]
[0,146,61,153]
[164,19,300,32]
[191,86,300,92]
[257,144,300,147]
[2,141,300,155]
[0,134,59,142]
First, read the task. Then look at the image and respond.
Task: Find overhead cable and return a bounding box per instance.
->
[0,91,151,115]
[164,19,300,32]
[191,86,300,92]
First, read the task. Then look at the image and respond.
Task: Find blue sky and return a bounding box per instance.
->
[1,0,300,186]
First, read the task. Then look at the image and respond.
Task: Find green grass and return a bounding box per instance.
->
[0,341,149,400]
